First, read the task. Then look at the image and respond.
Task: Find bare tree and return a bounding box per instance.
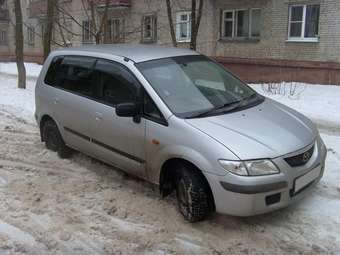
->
[190,0,203,50]
[14,0,26,89]
[82,0,110,44]
[44,0,55,60]
[165,0,177,47]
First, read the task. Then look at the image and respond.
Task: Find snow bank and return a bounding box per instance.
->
[0,75,36,123]
[0,62,42,78]
[251,82,340,127]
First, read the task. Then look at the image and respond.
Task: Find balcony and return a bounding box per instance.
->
[0,9,9,21]
[28,0,47,18]
[94,0,131,8]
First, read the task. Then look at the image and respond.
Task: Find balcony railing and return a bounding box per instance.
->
[28,0,47,18]
[94,0,131,8]
[0,9,9,21]
[28,0,130,17]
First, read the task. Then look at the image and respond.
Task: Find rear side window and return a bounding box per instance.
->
[44,56,63,86]
[93,59,138,106]
[44,56,96,97]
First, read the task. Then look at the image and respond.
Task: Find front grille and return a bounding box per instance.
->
[284,145,314,167]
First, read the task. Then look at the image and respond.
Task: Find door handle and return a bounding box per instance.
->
[95,112,103,121]
[53,98,59,105]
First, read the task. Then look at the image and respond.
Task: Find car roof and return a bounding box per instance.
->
[55,44,200,63]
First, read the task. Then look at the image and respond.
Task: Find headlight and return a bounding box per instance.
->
[219,159,279,176]
[218,160,248,176]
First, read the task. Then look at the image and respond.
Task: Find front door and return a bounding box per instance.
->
[88,59,146,178]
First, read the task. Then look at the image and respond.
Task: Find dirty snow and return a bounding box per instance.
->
[0,66,340,254]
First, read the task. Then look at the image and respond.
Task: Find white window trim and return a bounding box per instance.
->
[234,9,248,38]
[142,15,157,42]
[176,11,191,43]
[0,31,7,45]
[249,8,261,38]
[221,8,261,39]
[82,20,93,44]
[27,26,35,46]
[287,4,320,42]
[221,10,235,38]
[107,18,124,43]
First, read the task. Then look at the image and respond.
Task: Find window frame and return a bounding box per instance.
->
[176,11,191,43]
[142,90,168,126]
[221,10,235,38]
[106,18,125,43]
[0,30,7,45]
[27,26,35,46]
[249,8,261,38]
[82,20,93,44]
[92,58,140,108]
[287,4,320,42]
[141,15,157,43]
[44,55,97,98]
[44,55,144,109]
[221,8,261,40]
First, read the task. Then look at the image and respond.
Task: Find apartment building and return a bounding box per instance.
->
[2,0,340,84]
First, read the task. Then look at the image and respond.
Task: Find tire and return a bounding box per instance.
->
[42,120,72,159]
[176,165,212,222]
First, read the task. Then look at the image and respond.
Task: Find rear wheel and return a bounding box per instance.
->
[176,165,212,222]
[42,120,72,159]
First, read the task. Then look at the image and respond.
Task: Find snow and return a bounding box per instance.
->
[251,82,340,127]
[0,64,340,254]
[0,75,36,122]
[0,62,42,78]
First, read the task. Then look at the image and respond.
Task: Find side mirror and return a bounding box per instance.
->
[115,102,137,117]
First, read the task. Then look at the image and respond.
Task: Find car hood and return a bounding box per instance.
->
[185,98,318,160]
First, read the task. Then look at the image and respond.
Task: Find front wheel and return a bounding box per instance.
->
[176,166,212,222]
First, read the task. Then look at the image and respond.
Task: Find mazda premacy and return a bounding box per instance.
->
[35,45,327,222]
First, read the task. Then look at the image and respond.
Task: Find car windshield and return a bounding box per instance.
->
[136,55,261,118]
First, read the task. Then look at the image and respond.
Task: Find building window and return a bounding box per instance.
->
[221,9,261,39]
[250,9,261,37]
[0,31,7,45]
[288,4,320,42]
[82,20,93,44]
[142,15,157,43]
[176,11,191,42]
[27,26,35,45]
[105,19,124,43]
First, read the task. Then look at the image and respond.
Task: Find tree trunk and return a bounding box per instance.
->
[190,0,196,50]
[14,0,26,89]
[44,0,55,60]
[190,0,203,50]
[99,0,110,44]
[166,0,177,47]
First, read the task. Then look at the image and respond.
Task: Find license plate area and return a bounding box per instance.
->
[293,165,321,195]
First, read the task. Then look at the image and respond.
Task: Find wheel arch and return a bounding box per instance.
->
[159,157,216,211]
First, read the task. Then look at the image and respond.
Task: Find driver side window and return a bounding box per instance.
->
[93,59,137,106]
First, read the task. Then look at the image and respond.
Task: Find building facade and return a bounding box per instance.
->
[2,0,340,84]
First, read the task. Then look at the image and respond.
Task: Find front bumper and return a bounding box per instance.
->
[206,137,327,216]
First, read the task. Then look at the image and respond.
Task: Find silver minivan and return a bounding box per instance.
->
[35,45,327,222]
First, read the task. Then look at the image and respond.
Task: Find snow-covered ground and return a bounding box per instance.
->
[0,64,339,254]
[0,62,42,79]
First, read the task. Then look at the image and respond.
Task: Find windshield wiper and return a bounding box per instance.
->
[187,100,243,119]
[187,93,260,119]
